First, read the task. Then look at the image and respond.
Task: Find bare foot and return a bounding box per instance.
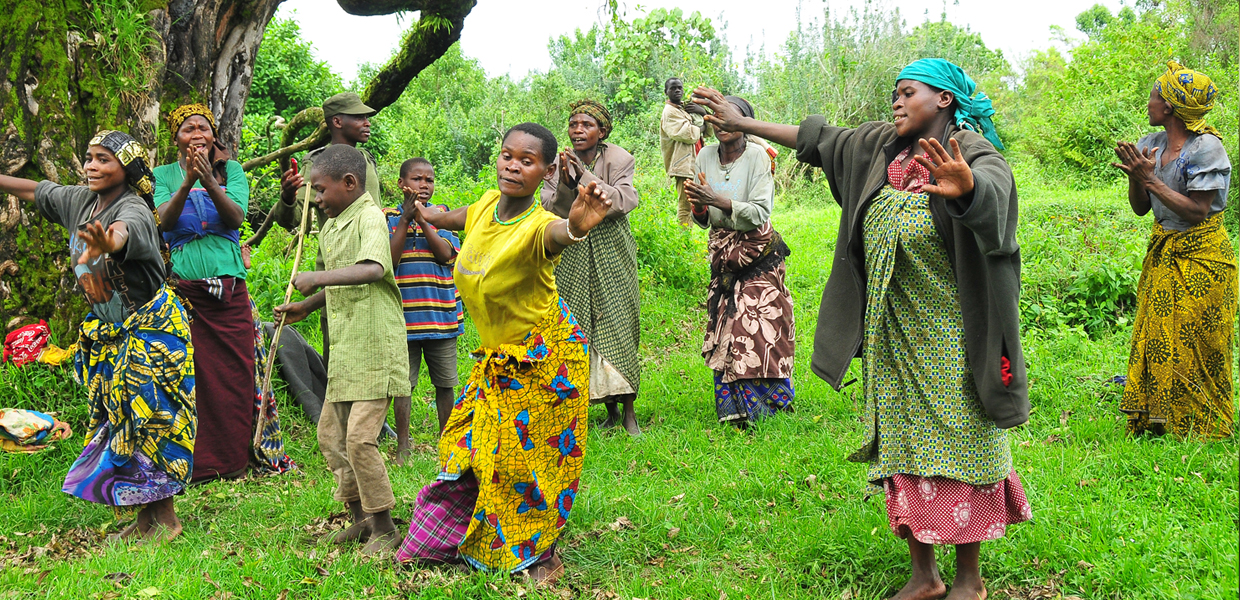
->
[395,444,412,466]
[945,578,985,600]
[361,529,400,556]
[106,521,143,544]
[322,517,372,545]
[622,411,642,437]
[888,576,947,600]
[526,554,563,585]
[141,521,183,543]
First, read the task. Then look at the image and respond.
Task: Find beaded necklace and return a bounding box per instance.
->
[494,198,538,226]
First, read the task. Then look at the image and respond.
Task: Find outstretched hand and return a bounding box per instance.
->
[1111,141,1157,184]
[691,86,745,132]
[915,138,974,200]
[567,180,611,237]
[77,220,127,265]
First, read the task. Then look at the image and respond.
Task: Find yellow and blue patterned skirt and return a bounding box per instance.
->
[398,298,589,572]
[62,285,196,516]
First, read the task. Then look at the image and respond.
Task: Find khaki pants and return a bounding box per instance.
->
[673,177,693,226]
[318,398,395,513]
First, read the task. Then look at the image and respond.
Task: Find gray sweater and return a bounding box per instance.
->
[796,117,1029,429]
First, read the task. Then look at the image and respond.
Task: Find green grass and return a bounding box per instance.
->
[1,187,1236,600]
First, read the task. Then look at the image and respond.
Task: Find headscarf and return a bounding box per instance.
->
[568,99,612,140]
[1155,61,1221,139]
[723,95,755,119]
[88,130,173,282]
[896,58,1005,150]
[168,103,216,134]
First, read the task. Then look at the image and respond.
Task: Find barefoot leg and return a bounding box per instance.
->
[433,387,454,434]
[945,543,986,600]
[621,397,642,437]
[394,396,412,465]
[526,553,564,585]
[323,500,372,545]
[360,510,400,556]
[142,497,183,543]
[888,529,947,600]
[600,400,621,428]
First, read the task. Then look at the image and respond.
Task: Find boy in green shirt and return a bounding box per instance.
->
[275,145,411,555]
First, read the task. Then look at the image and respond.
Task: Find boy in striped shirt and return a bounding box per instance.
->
[385,158,463,461]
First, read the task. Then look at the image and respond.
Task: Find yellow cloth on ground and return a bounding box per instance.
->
[453,190,562,348]
[1155,61,1221,138]
[1122,213,1236,439]
[437,299,589,572]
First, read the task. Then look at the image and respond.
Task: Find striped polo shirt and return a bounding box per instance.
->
[384,204,465,340]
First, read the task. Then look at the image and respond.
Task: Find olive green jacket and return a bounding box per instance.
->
[795,117,1029,429]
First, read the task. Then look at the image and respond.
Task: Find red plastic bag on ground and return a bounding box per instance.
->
[3,320,50,366]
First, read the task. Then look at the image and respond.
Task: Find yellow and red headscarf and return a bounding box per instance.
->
[1155,61,1220,139]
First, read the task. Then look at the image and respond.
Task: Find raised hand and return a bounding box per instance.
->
[77,220,127,265]
[279,165,304,203]
[691,86,745,132]
[188,146,216,186]
[1111,141,1157,184]
[915,137,974,200]
[567,180,611,237]
[685,172,730,213]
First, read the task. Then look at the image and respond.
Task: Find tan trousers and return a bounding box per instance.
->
[673,177,693,226]
[318,398,395,513]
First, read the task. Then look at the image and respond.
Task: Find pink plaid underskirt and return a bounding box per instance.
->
[395,470,555,569]
[883,470,1032,545]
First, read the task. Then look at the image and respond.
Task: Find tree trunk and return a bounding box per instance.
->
[0,0,473,341]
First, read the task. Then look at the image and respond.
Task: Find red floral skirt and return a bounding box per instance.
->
[883,471,1031,545]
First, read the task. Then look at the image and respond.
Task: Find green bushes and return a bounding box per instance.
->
[1018,188,1147,337]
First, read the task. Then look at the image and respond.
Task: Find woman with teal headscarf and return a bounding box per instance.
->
[693,58,1030,600]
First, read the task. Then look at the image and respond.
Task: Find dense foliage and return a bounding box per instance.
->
[232,1,1237,339]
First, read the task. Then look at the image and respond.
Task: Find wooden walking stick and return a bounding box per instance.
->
[255,158,314,448]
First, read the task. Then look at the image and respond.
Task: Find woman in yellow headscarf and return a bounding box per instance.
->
[1112,61,1235,439]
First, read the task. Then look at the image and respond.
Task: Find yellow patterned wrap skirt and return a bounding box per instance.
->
[1122,213,1237,439]
[437,298,590,572]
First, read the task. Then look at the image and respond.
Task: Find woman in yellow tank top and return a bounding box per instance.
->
[395,123,611,581]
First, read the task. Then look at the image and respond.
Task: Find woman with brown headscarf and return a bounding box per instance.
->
[541,99,644,436]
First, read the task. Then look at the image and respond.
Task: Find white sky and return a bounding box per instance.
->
[277,0,1128,83]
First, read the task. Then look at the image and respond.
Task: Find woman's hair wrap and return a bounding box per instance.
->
[1155,61,1221,139]
[168,103,217,135]
[568,99,613,140]
[896,58,1004,150]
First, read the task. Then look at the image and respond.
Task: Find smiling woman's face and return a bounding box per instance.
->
[891,79,952,138]
[83,145,126,194]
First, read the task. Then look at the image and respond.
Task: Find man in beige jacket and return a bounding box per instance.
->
[659,77,709,225]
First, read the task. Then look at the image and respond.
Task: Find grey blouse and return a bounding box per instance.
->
[692,142,775,232]
[1136,131,1231,231]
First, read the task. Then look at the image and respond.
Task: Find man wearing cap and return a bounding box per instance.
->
[273,92,383,368]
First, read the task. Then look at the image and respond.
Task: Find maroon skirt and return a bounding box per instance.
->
[178,277,255,482]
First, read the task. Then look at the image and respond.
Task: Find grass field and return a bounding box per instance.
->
[1,183,1236,600]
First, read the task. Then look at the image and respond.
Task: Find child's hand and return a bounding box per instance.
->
[291,271,320,296]
[274,301,310,325]
[77,220,127,265]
